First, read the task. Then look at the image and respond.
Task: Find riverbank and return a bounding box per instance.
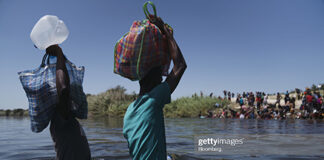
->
[2,95,230,118]
[4,86,318,118]
[164,96,229,118]
[0,109,28,117]
[86,86,230,118]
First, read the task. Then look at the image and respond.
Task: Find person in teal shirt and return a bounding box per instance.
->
[123,16,187,160]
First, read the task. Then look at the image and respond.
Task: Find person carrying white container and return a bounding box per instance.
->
[19,15,91,160]
[46,45,91,160]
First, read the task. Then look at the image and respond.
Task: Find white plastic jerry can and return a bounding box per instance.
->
[30,15,69,50]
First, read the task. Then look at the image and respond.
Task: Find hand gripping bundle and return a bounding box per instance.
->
[114,1,173,80]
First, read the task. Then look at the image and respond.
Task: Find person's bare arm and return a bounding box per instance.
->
[165,37,187,94]
[152,16,187,94]
[46,45,70,119]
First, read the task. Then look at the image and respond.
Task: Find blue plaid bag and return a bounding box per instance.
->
[18,53,88,133]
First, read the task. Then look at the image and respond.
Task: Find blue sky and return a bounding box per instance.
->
[1,0,324,109]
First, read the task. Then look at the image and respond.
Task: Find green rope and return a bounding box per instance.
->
[137,27,146,80]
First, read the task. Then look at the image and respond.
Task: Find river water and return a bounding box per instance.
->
[1,117,324,160]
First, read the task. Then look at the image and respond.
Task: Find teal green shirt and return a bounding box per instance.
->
[123,82,171,160]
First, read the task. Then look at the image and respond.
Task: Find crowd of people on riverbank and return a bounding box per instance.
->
[202,89,324,120]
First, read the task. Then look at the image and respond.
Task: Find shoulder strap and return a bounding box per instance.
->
[40,53,49,67]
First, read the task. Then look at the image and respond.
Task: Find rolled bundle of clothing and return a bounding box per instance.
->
[114,1,173,81]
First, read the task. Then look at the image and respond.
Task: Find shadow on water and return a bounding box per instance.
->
[1,117,324,159]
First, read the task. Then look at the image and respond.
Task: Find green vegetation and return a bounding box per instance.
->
[164,96,229,118]
[311,84,317,92]
[87,86,136,117]
[87,86,229,118]
[0,109,28,117]
[4,83,324,118]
